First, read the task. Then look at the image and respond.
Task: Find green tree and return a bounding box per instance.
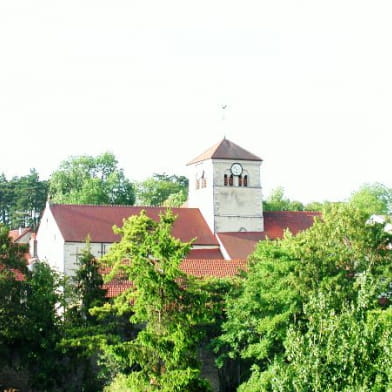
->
[136,173,188,206]
[349,182,392,216]
[60,243,113,392]
[49,152,135,205]
[0,174,12,226]
[0,170,48,229]
[241,276,392,392]
[0,260,65,391]
[100,210,210,391]
[71,241,107,323]
[23,262,65,390]
[11,169,48,229]
[0,224,28,272]
[217,204,392,391]
[263,187,304,211]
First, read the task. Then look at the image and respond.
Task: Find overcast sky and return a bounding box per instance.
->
[1,0,391,203]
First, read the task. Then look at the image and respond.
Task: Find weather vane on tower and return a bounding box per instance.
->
[221,104,228,139]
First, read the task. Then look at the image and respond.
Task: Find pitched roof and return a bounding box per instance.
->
[103,281,132,298]
[48,204,219,246]
[180,258,247,278]
[0,264,25,281]
[263,211,320,239]
[217,232,266,259]
[185,248,224,259]
[9,228,33,243]
[218,211,320,259]
[187,138,263,165]
[103,256,243,297]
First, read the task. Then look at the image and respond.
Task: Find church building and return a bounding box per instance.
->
[35,138,318,287]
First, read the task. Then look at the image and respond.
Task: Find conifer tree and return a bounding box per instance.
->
[101,210,211,392]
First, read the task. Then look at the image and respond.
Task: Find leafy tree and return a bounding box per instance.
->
[162,190,187,207]
[0,224,28,272]
[71,241,107,323]
[0,170,48,229]
[0,259,65,391]
[0,174,12,226]
[60,242,114,392]
[23,262,65,390]
[11,169,49,229]
[100,210,211,391]
[216,204,392,391]
[49,152,135,205]
[349,182,392,216]
[214,237,301,390]
[240,275,392,392]
[136,173,188,206]
[263,187,304,211]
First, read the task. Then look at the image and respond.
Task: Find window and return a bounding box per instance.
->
[229,174,234,186]
[244,175,248,187]
[238,175,243,187]
[224,174,228,186]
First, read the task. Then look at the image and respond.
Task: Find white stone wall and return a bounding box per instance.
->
[36,206,65,273]
[187,159,264,233]
[213,160,264,232]
[64,242,112,276]
[187,160,215,233]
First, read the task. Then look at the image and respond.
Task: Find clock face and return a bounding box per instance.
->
[231,163,243,176]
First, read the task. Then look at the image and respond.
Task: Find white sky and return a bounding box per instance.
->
[1,0,391,203]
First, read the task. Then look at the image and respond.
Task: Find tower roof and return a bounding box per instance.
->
[187,138,263,165]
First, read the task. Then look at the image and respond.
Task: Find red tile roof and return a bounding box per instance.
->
[218,211,320,259]
[187,138,262,165]
[264,211,320,239]
[104,257,246,297]
[9,228,32,243]
[180,258,247,278]
[0,264,25,281]
[185,248,224,259]
[217,232,266,259]
[103,281,132,298]
[48,204,218,246]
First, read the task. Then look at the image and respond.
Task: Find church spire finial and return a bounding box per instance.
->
[221,104,228,140]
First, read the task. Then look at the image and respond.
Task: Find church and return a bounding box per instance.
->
[35,138,318,290]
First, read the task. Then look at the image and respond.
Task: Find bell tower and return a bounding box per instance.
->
[187,138,264,233]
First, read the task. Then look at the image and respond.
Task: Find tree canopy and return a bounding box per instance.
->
[349,182,392,216]
[0,169,48,229]
[100,210,211,391]
[136,173,188,207]
[49,152,135,205]
[216,204,392,391]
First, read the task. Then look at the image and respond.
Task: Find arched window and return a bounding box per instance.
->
[238,175,243,187]
[224,174,228,186]
[229,174,234,186]
[243,175,248,187]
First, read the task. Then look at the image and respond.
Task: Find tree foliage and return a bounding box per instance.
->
[100,210,210,391]
[136,173,188,207]
[349,182,392,216]
[263,187,304,211]
[71,241,107,323]
[217,204,392,391]
[0,169,48,229]
[49,152,135,205]
[0,259,65,391]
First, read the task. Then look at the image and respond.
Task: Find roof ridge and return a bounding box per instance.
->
[51,203,197,210]
[187,138,262,165]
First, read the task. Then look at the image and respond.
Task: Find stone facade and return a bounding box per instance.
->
[36,206,65,273]
[188,158,263,233]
